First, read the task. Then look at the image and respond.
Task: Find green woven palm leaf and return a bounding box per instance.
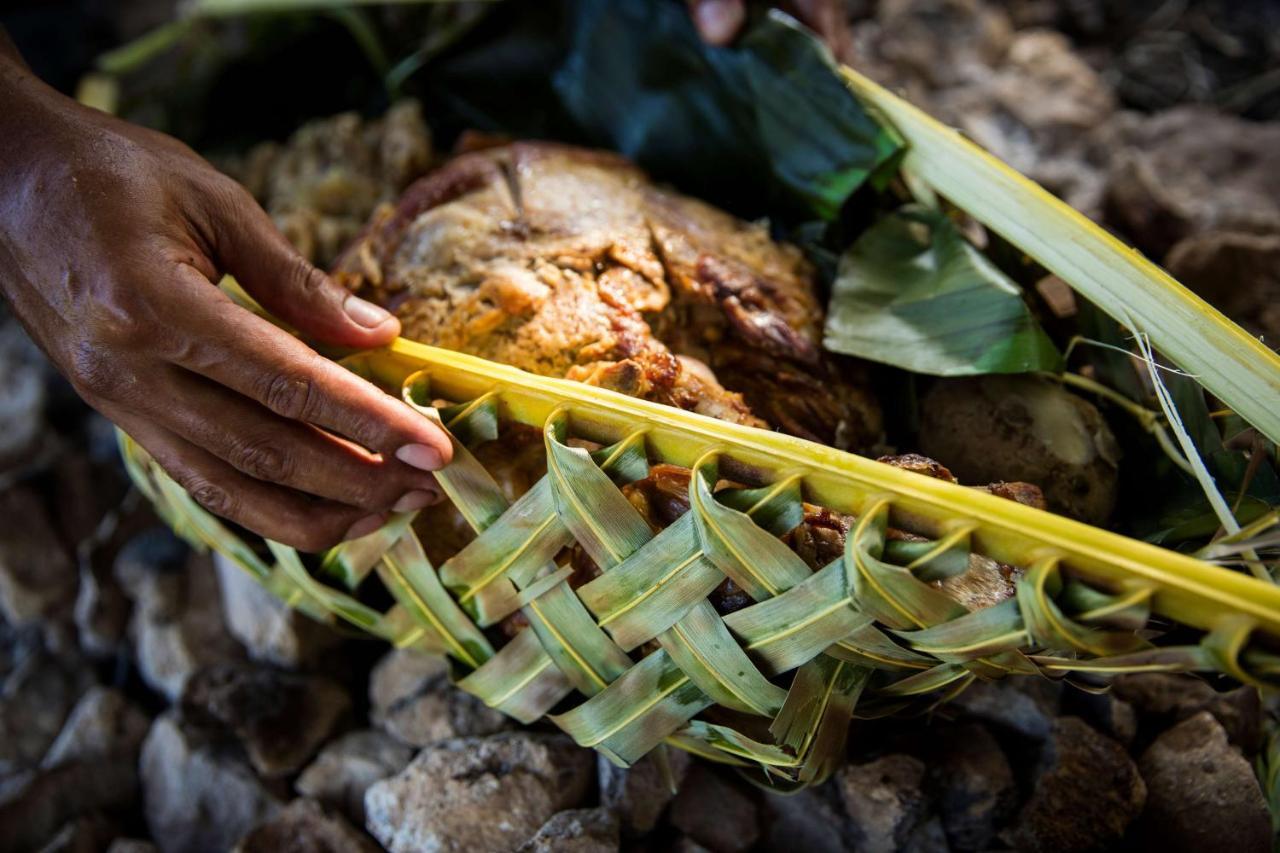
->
[119,329,1280,788]
[113,62,1280,790]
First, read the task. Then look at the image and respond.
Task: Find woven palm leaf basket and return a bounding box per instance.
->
[117,28,1280,791]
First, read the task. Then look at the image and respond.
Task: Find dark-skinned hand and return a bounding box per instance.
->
[0,39,452,552]
[687,0,852,59]
[0,3,844,553]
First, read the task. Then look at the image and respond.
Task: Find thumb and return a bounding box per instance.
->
[205,184,401,349]
[688,0,745,46]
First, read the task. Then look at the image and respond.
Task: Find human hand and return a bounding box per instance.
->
[0,53,452,551]
[687,0,851,58]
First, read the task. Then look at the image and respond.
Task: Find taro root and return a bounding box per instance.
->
[916,375,1120,524]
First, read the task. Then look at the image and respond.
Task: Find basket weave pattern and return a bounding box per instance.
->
[120,344,1277,788]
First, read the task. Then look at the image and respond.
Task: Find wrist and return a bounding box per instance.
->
[0,52,75,184]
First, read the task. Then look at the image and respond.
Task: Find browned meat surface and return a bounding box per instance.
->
[332,141,881,449]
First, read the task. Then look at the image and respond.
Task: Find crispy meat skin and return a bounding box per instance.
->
[332,141,881,448]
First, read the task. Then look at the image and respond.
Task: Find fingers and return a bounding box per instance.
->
[199,176,401,349]
[118,412,381,552]
[786,0,852,58]
[688,0,745,45]
[154,266,453,469]
[137,363,442,512]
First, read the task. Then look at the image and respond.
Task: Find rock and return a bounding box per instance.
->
[232,799,380,853]
[1005,716,1145,852]
[369,648,509,747]
[935,29,1115,214]
[181,662,350,778]
[518,808,620,853]
[364,732,593,853]
[918,376,1120,524]
[0,358,45,471]
[952,677,1060,740]
[1112,673,1264,752]
[0,641,94,774]
[130,552,245,701]
[42,686,149,769]
[73,558,130,658]
[213,554,342,669]
[669,763,761,853]
[761,786,848,853]
[140,712,282,853]
[1103,107,1280,258]
[1166,230,1280,344]
[113,529,189,620]
[1061,686,1138,747]
[598,747,689,835]
[106,841,158,853]
[0,688,143,853]
[870,0,1013,91]
[296,729,413,825]
[1136,711,1270,853]
[836,754,929,853]
[32,815,118,853]
[931,724,1016,851]
[0,486,77,629]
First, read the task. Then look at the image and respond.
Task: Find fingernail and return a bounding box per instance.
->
[694,0,743,45]
[393,490,440,512]
[343,294,393,329]
[396,443,443,471]
[344,514,384,541]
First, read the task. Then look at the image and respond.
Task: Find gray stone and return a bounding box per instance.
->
[0,357,45,471]
[73,559,130,657]
[597,747,689,835]
[952,677,1059,739]
[364,732,593,853]
[1061,686,1138,747]
[181,662,350,778]
[1102,107,1280,258]
[932,724,1015,851]
[518,807,620,853]
[670,763,760,853]
[1113,673,1264,751]
[0,748,137,851]
[1136,711,1271,853]
[1006,716,1145,852]
[42,686,150,769]
[106,842,157,853]
[296,729,413,825]
[0,487,77,629]
[113,529,188,620]
[232,798,380,853]
[837,754,929,853]
[213,554,342,668]
[0,641,93,775]
[130,553,244,701]
[0,662,124,851]
[369,648,509,747]
[106,841,158,853]
[762,786,848,853]
[140,712,282,853]
[32,815,118,853]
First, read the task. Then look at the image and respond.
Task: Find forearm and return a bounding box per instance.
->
[0,30,60,186]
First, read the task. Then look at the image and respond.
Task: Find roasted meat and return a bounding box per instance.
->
[332,141,881,449]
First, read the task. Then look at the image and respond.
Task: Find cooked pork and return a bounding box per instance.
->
[331,141,881,449]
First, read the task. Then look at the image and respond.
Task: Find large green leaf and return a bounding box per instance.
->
[824,206,1062,375]
[553,4,900,220]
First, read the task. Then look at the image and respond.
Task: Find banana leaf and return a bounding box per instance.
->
[824,205,1062,375]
